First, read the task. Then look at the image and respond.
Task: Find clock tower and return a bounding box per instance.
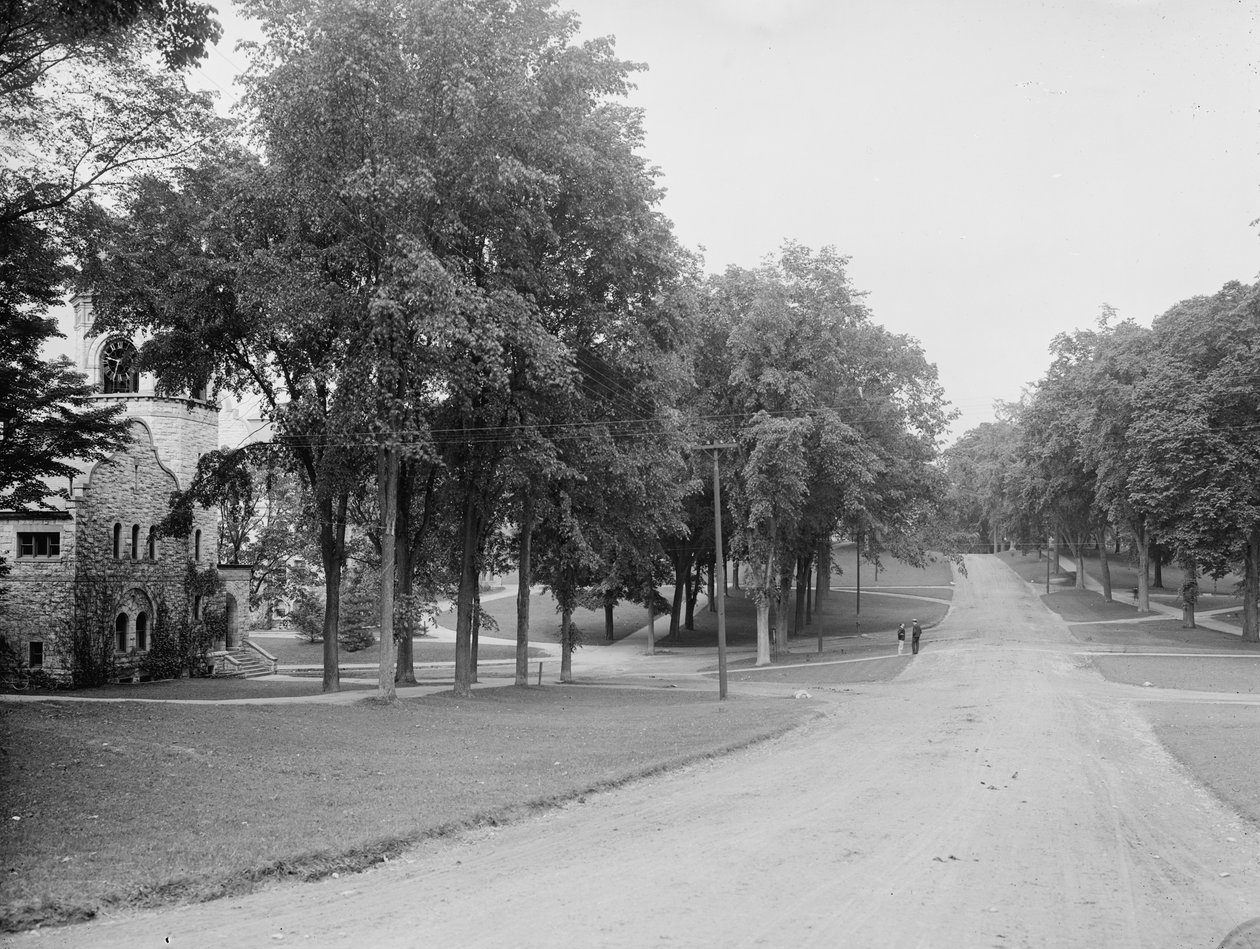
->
[70,292,219,491]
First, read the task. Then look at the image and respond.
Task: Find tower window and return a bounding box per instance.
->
[101,338,140,394]
[147,527,157,560]
[115,613,128,651]
[194,529,201,561]
[112,523,122,559]
[130,524,140,560]
[135,612,148,652]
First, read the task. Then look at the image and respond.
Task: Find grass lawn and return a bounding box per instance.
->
[1091,655,1260,692]
[657,554,954,649]
[0,686,809,931]
[454,589,651,646]
[725,653,909,686]
[254,636,546,666]
[1144,702,1260,825]
[1071,619,1252,651]
[12,678,378,701]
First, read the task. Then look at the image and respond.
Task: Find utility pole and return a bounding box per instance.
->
[697,443,736,699]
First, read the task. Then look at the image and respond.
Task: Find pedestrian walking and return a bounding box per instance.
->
[897,623,906,656]
[911,619,922,655]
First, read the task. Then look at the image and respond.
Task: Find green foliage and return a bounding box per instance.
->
[53,565,121,688]
[1,0,217,514]
[142,600,216,680]
[287,587,326,645]
[0,312,130,510]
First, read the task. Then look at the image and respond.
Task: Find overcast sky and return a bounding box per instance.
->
[182,0,1260,439]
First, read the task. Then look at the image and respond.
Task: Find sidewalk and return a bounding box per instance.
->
[1055,556,1242,639]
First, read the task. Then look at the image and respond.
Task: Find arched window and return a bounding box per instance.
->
[135,612,148,651]
[194,529,201,561]
[100,338,140,394]
[115,613,128,651]
[112,522,122,559]
[130,524,140,560]
[147,527,157,560]
[193,594,203,621]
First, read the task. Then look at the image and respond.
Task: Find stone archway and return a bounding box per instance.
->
[225,593,239,649]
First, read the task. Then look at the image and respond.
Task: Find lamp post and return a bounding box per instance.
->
[1046,534,1054,595]
[697,443,736,700]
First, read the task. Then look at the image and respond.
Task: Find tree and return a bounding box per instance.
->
[1128,282,1260,641]
[2,0,215,516]
[942,410,1023,552]
[0,312,129,510]
[86,148,373,692]
[696,243,955,663]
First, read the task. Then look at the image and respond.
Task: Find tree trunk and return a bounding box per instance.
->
[683,559,696,631]
[318,493,345,693]
[1095,526,1112,603]
[376,447,399,702]
[732,558,740,590]
[794,556,808,631]
[604,600,614,641]
[805,554,814,624]
[1152,540,1164,589]
[668,555,686,639]
[1071,533,1086,590]
[453,490,480,698]
[779,574,792,654]
[1243,527,1259,644]
[646,595,655,656]
[1133,522,1150,613]
[471,581,480,684]
[1182,559,1198,630]
[815,540,830,607]
[393,462,416,685]
[560,604,574,682]
[515,502,533,686]
[692,555,704,624]
[755,596,771,666]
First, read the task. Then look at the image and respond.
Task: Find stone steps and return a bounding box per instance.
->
[212,645,276,678]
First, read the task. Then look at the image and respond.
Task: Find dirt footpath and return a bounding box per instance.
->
[21,556,1260,948]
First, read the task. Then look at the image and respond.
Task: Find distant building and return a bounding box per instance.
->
[0,295,254,682]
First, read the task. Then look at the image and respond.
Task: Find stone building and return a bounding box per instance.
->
[0,295,255,682]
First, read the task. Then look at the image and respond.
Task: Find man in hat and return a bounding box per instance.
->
[911,619,922,654]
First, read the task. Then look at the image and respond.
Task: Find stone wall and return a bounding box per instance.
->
[0,512,76,668]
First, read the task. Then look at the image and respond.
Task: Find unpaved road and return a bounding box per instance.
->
[20,556,1260,948]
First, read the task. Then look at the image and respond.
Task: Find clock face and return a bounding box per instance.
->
[102,338,138,392]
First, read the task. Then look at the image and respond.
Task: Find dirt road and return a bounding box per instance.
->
[21,556,1260,948]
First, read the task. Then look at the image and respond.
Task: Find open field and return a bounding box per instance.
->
[0,686,809,931]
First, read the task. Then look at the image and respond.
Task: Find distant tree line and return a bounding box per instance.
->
[944,287,1260,641]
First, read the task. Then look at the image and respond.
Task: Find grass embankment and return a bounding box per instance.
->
[459,591,651,645]
[0,686,809,931]
[659,554,954,650]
